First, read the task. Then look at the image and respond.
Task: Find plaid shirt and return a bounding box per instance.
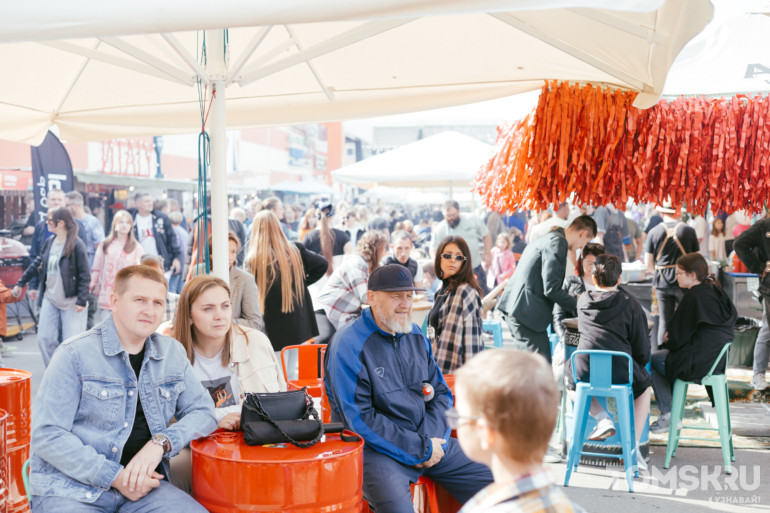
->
[318,255,369,329]
[432,282,483,373]
[460,470,586,513]
[164,291,179,323]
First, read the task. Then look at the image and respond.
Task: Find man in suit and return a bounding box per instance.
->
[496,215,597,363]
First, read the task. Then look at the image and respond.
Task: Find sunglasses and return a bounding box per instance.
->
[445,408,480,429]
[441,253,467,262]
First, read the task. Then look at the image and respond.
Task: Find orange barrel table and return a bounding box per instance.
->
[192,430,365,513]
[0,409,8,512]
[0,369,31,513]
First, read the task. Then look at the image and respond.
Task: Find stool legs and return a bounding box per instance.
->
[710,379,733,474]
[564,390,590,486]
[664,381,687,469]
[615,392,636,491]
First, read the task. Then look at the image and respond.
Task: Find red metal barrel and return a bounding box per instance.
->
[192,431,365,513]
[0,409,8,513]
[0,370,31,513]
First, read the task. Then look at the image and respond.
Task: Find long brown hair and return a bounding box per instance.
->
[48,207,79,258]
[102,210,139,254]
[433,235,482,295]
[172,275,245,367]
[245,210,305,313]
[318,209,336,276]
[357,231,388,273]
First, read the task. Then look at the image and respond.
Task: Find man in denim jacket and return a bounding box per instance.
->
[29,265,217,512]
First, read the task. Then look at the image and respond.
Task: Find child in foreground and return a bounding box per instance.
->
[453,349,586,513]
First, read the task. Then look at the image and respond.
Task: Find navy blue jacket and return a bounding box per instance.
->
[17,237,90,307]
[324,308,452,466]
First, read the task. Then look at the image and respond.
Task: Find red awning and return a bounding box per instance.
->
[0,169,32,195]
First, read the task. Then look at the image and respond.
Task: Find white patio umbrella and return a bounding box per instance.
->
[0,0,713,279]
[332,132,491,190]
[662,2,770,97]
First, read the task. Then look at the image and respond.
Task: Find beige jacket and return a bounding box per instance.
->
[230,326,287,394]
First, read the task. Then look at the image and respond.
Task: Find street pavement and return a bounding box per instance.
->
[3,319,770,511]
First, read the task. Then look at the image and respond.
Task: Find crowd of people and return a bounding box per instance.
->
[6,189,765,512]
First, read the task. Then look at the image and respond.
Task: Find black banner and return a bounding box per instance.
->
[30,130,75,224]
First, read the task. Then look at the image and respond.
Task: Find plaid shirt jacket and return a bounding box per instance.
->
[432,282,483,373]
[318,255,369,330]
[459,470,586,513]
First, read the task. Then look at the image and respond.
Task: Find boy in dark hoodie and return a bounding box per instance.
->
[566,254,652,468]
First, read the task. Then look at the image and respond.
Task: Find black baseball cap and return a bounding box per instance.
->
[368,264,425,292]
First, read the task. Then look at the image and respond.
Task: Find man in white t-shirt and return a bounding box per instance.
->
[131,193,182,277]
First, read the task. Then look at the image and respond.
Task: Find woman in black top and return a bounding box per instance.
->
[301,202,351,344]
[13,207,90,366]
[650,253,737,433]
[245,211,327,351]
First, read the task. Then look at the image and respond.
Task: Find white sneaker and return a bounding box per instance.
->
[751,374,768,391]
[635,447,648,471]
[588,417,616,441]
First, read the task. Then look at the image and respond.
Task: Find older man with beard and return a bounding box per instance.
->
[325,264,493,513]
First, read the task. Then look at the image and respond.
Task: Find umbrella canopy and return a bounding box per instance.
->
[0,0,712,145]
[332,131,491,188]
[662,3,770,97]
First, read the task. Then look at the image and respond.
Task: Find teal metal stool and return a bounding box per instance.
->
[664,342,735,474]
[482,319,504,348]
[564,350,639,492]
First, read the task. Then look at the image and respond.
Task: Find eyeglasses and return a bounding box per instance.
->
[46,218,55,224]
[445,408,480,429]
[441,254,467,262]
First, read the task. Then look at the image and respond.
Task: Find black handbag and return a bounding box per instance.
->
[241,388,324,448]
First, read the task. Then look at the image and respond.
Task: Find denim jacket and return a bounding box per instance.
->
[30,315,217,502]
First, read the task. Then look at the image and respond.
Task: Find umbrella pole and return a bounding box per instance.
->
[207,30,230,283]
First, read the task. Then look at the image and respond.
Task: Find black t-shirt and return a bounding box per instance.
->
[644,222,699,288]
[302,228,349,256]
[120,347,157,470]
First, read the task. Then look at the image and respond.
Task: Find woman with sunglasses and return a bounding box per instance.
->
[428,236,484,373]
[12,207,90,366]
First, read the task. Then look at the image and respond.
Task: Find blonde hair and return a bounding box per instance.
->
[114,265,167,296]
[102,210,139,254]
[246,211,305,314]
[455,349,558,464]
[172,275,244,367]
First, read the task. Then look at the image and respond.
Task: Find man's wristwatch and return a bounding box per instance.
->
[150,433,172,454]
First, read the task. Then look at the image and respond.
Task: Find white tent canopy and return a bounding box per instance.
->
[662,2,770,97]
[0,0,712,145]
[0,0,712,280]
[333,131,491,188]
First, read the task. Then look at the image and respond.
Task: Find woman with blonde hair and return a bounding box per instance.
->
[317,231,389,331]
[169,275,285,492]
[246,211,328,352]
[89,210,144,323]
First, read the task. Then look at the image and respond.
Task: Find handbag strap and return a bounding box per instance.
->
[251,390,325,448]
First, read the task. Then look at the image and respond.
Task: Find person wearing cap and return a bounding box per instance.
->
[644,203,699,350]
[325,264,493,513]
